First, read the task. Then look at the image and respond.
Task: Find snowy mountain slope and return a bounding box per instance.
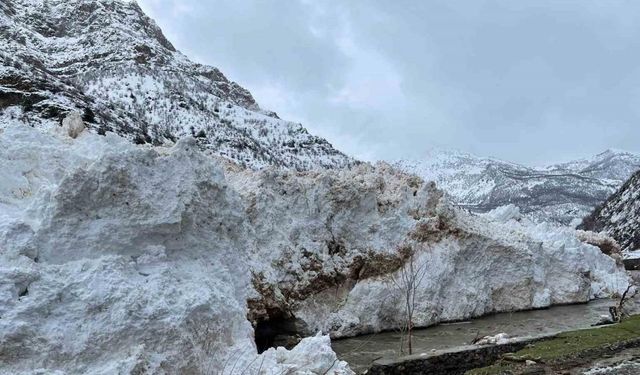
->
[579,170,640,252]
[394,149,640,225]
[547,149,640,181]
[0,0,353,170]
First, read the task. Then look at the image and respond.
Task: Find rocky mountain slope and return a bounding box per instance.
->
[579,170,640,252]
[0,0,353,170]
[0,121,628,374]
[394,149,640,226]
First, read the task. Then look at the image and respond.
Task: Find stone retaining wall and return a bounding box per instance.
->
[367,337,547,375]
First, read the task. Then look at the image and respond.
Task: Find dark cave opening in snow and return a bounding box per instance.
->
[254,315,305,354]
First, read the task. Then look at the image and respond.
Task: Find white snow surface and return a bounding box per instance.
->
[624,250,640,260]
[295,204,628,337]
[0,124,629,373]
[474,333,510,346]
[0,122,352,375]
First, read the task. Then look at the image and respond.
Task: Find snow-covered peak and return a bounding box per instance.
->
[545,149,640,180]
[394,149,640,225]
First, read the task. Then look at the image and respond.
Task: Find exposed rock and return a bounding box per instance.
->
[592,314,615,326]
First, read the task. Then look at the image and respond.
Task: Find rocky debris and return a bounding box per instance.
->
[579,170,640,252]
[576,230,622,257]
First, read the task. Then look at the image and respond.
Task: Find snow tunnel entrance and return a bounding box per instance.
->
[254,315,305,353]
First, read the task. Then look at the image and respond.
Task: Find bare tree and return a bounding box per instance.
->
[610,281,639,323]
[389,252,429,355]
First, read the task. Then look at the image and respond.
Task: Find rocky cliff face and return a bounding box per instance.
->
[0,0,353,170]
[0,122,628,373]
[580,170,640,252]
[395,149,640,226]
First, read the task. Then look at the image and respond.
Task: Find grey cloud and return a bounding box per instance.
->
[140,0,349,93]
[138,0,640,165]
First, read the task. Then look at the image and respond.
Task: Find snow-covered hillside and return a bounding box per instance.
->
[0,121,628,373]
[0,0,353,170]
[395,149,640,225]
[580,170,640,252]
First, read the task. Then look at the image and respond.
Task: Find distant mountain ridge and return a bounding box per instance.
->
[394,149,640,225]
[0,0,354,170]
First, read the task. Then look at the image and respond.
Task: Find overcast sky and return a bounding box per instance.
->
[138,0,640,165]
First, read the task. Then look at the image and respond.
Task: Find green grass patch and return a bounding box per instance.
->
[467,314,640,375]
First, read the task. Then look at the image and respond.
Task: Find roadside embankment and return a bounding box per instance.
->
[366,315,640,375]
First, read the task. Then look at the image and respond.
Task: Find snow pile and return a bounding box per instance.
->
[0,122,351,374]
[292,202,628,338]
[584,362,640,375]
[483,206,628,297]
[258,334,353,375]
[624,250,640,260]
[0,123,629,373]
[481,203,522,223]
[61,112,86,139]
[474,333,510,346]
